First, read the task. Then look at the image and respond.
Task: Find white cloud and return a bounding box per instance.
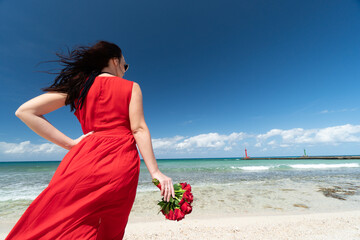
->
[0,141,65,154]
[319,108,357,114]
[182,120,193,124]
[224,146,232,151]
[280,144,290,148]
[176,133,225,149]
[152,135,185,149]
[3,124,360,159]
[152,132,246,152]
[255,124,360,147]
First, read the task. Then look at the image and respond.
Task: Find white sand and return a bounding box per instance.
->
[123,210,360,240]
[2,210,359,239]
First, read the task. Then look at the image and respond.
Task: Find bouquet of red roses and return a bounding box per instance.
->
[152,178,193,221]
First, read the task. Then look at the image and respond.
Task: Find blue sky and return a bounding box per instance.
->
[1,0,360,161]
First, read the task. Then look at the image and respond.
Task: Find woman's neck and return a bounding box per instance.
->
[100,66,123,78]
[98,71,118,77]
[99,71,116,76]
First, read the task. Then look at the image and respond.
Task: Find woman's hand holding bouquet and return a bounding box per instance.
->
[152,173,193,221]
[150,170,175,202]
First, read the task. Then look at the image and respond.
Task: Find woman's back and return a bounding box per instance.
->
[74,75,134,136]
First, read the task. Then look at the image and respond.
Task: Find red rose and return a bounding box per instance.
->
[183,191,193,203]
[174,208,185,221]
[180,182,191,192]
[165,209,174,220]
[153,178,193,221]
[180,201,192,214]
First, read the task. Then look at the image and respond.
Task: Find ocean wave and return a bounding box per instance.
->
[231,166,272,171]
[0,194,38,202]
[289,163,360,169]
[230,163,360,171]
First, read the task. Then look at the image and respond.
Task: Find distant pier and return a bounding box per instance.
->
[241,156,360,160]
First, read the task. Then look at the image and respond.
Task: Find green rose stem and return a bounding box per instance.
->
[152,178,161,189]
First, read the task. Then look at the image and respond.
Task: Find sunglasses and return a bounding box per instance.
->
[119,57,129,73]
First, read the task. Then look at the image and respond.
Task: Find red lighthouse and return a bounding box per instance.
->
[245,148,249,159]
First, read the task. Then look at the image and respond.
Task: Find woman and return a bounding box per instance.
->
[6,40,175,239]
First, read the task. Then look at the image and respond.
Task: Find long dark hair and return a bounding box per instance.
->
[41,40,123,112]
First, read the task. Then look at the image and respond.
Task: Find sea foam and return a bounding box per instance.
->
[231,166,271,171]
[289,163,360,169]
[230,163,360,171]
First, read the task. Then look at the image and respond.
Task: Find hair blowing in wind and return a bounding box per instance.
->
[41,40,123,112]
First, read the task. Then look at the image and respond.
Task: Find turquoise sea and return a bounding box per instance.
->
[1,158,360,221]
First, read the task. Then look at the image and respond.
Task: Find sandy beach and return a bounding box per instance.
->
[1,210,359,239]
[124,210,360,240]
[123,183,360,239]
[2,181,360,239]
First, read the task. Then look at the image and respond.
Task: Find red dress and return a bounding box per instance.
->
[5,76,141,240]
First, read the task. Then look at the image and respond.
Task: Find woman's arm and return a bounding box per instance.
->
[129,83,159,176]
[15,92,90,150]
[129,82,175,201]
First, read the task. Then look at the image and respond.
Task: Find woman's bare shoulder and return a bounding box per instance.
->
[120,78,140,87]
[132,81,140,87]
[131,81,142,95]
